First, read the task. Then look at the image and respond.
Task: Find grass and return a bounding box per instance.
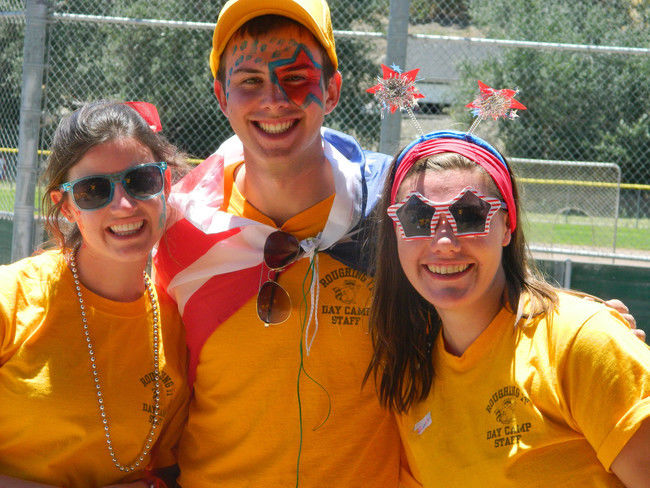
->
[0,181,42,213]
[0,181,16,213]
[524,214,650,252]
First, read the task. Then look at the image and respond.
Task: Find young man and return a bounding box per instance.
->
[154,1,415,486]
[153,1,641,486]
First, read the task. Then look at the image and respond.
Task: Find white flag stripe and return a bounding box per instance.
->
[167,224,273,315]
[320,141,362,249]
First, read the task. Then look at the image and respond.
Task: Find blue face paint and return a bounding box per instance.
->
[226,67,233,100]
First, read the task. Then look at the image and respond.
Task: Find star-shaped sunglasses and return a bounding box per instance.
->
[388,186,506,239]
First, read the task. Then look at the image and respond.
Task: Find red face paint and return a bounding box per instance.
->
[270,46,324,108]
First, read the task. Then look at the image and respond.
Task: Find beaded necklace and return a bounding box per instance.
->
[69,250,161,472]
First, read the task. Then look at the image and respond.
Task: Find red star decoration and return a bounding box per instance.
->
[367,64,425,114]
[466,80,527,120]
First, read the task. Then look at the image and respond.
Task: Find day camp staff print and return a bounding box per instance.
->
[319,267,373,327]
[225,37,325,108]
[140,368,177,426]
[485,384,535,449]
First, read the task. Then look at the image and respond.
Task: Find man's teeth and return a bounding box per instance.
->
[258,120,294,134]
[427,264,470,275]
[110,221,143,235]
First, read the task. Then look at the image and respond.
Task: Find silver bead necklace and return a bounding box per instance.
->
[69,250,161,473]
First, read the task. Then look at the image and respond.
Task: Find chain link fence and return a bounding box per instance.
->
[1,0,649,264]
[0,1,24,221]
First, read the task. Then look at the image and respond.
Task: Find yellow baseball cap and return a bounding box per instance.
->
[209,0,338,78]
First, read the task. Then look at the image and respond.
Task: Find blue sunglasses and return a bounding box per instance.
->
[60,162,167,210]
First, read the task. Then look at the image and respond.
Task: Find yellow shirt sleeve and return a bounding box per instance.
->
[0,281,9,364]
[560,307,650,469]
[0,259,37,365]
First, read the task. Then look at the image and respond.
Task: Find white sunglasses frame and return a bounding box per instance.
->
[387,186,506,240]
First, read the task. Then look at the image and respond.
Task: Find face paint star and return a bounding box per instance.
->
[269,45,324,108]
[366,64,425,116]
[466,80,527,121]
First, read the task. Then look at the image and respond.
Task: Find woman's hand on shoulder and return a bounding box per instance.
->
[603,298,645,342]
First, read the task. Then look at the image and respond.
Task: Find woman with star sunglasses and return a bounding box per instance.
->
[365,130,650,487]
[0,101,190,487]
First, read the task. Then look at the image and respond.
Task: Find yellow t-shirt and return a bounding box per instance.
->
[0,250,190,487]
[398,292,650,487]
[177,164,405,488]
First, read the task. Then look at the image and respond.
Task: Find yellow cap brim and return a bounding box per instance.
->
[210,0,338,78]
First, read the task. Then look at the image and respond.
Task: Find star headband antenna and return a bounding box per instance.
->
[367,72,526,139]
[465,80,527,135]
[366,64,426,137]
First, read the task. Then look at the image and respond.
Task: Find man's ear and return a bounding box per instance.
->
[324,71,342,115]
[214,79,228,115]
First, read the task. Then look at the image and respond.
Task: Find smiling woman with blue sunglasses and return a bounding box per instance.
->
[0,101,190,487]
[366,130,650,487]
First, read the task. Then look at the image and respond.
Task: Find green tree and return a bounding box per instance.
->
[409,0,469,26]
[101,0,224,158]
[37,0,224,159]
[458,0,650,186]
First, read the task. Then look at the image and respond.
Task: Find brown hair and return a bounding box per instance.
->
[364,152,557,413]
[41,100,188,250]
[216,15,336,85]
